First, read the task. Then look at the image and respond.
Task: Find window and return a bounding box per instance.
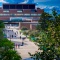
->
[17,10,22,12]
[3,14,9,16]
[15,14,23,16]
[3,10,9,12]
[38,14,41,16]
[16,5,22,9]
[0,14,3,16]
[10,5,16,9]
[29,5,35,9]
[31,14,37,16]
[24,14,30,16]
[3,5,9,9]
[31,9,36,12]
[10,14,15,16]
[23,5,28,9]
[0,14,9,16]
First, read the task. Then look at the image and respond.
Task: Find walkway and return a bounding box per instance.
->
[4,26,39,60]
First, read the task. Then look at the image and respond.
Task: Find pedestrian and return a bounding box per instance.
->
[21,42,24,46]
[18,44,20,48]
[15,33,16,35]
[12,35,13,38]
[20,36,21,39]
[16,44,18,48]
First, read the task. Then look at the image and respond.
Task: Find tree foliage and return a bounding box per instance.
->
[30,9,60,60]
[0,21,22,60]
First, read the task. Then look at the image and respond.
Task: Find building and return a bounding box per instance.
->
[0,4,43,30]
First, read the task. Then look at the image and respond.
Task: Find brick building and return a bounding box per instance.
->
[0,4,43,30]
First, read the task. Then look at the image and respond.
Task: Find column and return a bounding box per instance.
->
[19,22,21,29]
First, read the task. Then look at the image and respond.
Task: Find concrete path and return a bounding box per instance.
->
[4,26,39,60]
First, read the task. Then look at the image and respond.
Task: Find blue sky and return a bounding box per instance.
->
[0,0,60,14]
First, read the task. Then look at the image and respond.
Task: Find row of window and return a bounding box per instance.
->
[0,14,41,16]
[3,10,22,13]
[3,4,35,9]
[3,10,37,13]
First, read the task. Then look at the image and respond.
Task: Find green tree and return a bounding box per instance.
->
[0,23,22,60]
[29,10,60,60]
[0,21,5,28]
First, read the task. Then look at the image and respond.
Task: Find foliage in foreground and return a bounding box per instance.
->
[0,21,22,60]
[29,9,60,60]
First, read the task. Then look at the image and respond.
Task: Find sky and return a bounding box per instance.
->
[0,0,60,14]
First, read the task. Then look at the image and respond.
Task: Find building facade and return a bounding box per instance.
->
[0,4,43,30]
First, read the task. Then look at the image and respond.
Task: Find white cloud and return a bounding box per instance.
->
[20,0,29,4]
[48,6,59,9]
[36,5,47,9]
[0,0,8,3]
[34,0,51,2]
[36,5,59,10]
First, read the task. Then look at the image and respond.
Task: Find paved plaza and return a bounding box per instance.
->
[4,25,39,60]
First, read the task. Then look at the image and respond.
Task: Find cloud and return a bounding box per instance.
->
[36,5,47,9]
[48,6,59,9]
[0,0,8,3]
[34,0,51,2]
[20,0,29,4]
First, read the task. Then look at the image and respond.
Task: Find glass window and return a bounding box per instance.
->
[29,5,35,9]
[0,14,3,16]
[31,14,37,16]
[10,5,15,9]
[23,5,28,9]
[0,14,9,16]
[15,14,23,16]
[3,10,9,12]
[10,14,15,16]
[24,14,30,16]
[16,5,22,9]
[17,10,22,12]
[3,5,9,9]
[31,9,35,12]
[38,14,41,16]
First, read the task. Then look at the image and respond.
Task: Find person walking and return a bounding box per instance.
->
[16,44,18,48]
[21,41,24,46]
[18,44,20,48]
[12,35,13,38]
[20,36,21,39]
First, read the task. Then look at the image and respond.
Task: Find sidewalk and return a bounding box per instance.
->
[5,26,39,60]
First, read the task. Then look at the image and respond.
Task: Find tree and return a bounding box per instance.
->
[29,10,60,60]
[0,23,22,60]
[37,11,52,31]
[0,28,4,40]
[2,50,22,60]
[52,9,60,59]
[0,21,5,28]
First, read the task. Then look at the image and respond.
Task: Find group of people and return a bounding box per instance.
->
[15,41,24,49]
[8,30,25,48]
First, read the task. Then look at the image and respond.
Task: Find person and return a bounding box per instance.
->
[18,44,20,48]
[20,36,21,39]
[15,33,16,35]
[21,42,24,46]
[12,35,13,38]
[16,44,18,48]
